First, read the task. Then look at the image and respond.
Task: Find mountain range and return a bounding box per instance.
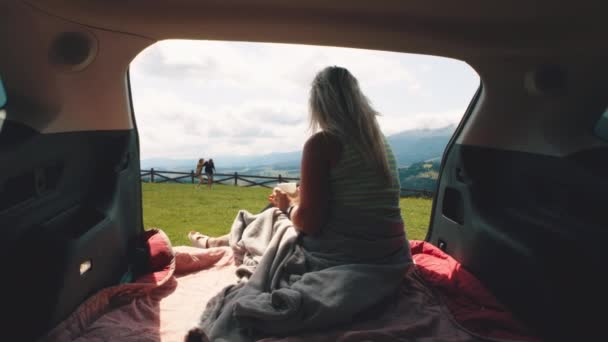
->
[140,125,456,172]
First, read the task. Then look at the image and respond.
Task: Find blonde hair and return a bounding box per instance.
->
[309,66,391,181]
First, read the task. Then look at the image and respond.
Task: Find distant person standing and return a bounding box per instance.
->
[203,158,216,189]
[195,158,205,189]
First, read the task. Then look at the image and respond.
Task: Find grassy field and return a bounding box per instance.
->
[142,183,432,246]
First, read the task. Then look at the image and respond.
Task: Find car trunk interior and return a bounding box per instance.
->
[1,0,607,341]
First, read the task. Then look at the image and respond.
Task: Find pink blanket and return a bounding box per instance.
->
[43,230,538,342]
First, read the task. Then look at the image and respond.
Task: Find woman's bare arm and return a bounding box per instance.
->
[290,132,340,235]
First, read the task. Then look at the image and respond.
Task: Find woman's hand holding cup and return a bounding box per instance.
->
[268,187,291,212]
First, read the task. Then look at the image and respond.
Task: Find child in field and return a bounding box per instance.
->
[195,158,205,189]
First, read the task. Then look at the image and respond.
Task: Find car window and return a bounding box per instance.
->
[0,76,6,133]
[594,107,608,142]
[129,40,480,244]
[0,76,6,108]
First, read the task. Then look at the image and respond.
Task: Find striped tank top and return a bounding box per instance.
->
[300,135,407,263]
[327,137,402,223]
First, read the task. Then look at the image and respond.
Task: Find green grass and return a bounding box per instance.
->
[399,197,432,241]
[142,183,432,246]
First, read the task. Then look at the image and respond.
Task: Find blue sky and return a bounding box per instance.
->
[130,40,479,159]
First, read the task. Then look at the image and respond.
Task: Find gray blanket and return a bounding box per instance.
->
[196,208,411,341]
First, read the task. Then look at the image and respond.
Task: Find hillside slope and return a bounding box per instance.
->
[141,125,456,171]
[398,160,441,192]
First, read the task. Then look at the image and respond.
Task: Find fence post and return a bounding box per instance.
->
[150,168,155,183]
[191,170,195,184]
[234,172,238,186]
[278,174,283,183]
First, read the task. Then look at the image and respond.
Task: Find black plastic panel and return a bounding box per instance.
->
[442,187,464,225]
[428,144,608,341]
[0,127,144,341]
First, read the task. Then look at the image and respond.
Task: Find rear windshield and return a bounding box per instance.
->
[594,107,608,142]
[0,76,6,108]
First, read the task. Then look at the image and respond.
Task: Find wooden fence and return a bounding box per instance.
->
[140,169,434,197]
[140,168,299,188]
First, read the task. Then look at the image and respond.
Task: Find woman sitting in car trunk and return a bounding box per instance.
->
[187,66,412,342]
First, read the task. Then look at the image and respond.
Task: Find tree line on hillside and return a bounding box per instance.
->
[398,160,440,193]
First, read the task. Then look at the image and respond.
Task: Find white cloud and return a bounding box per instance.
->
[377,110,464,135]
[132,87,309,158]
[129,40,478,159]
